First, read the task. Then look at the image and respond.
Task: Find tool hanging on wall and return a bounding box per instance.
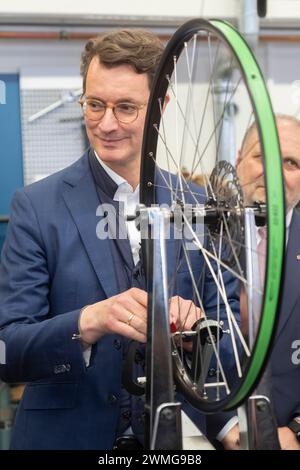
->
[28,89,82,123]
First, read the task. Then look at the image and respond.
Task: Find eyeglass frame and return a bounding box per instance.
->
[78,96,147,124]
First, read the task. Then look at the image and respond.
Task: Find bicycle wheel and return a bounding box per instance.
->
[140,18,285,413]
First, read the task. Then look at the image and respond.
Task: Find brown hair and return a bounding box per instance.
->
[80,29,164,94]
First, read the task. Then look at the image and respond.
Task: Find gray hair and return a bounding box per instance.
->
[240,113,300,155]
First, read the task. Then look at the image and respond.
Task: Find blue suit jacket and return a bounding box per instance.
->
[270,210,300,426]
[0,150,239,449]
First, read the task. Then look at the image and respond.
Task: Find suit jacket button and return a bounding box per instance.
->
[208,368,216,377]
[54,364,71,374]
[114,339,121,350]
[54,365,64,374]
[108,393,118,404]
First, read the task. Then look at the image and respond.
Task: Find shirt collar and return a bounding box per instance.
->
[94,151,131,188]
[256,208,294,246]
[94,151,139,199]
[286,208,293,229]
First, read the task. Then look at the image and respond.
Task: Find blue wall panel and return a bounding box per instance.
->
[0,74,23,253]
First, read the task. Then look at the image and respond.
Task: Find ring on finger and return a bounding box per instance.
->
[127,313,135,326]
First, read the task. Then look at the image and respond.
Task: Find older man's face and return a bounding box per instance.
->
[237,119,300,211]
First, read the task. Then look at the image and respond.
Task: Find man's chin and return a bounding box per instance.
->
[96,150,126,164]
[253,189,266,204]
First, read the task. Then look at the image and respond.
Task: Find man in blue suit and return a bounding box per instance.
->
[236,114,300,450]
[0,29,239,449]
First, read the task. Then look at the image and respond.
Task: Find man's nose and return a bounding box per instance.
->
[98,108,119,132]
[258,166,265,179]
[254,160,264,179]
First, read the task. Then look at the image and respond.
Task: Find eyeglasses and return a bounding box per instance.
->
[79,97,146,124]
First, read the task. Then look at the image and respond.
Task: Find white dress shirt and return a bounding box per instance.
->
[95,152,141,264]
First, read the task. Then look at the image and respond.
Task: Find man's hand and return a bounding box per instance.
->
[79,287,147,345]
[80,292,203,346]
[220,424,300,450]
[221,423,240,450]
[278,426,300,450]
[169,296,204,351]
[169,295,203,331]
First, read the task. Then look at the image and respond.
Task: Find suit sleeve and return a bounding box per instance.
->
[0,189,86,383]
[202,258,241,378]
[201,244,240,439]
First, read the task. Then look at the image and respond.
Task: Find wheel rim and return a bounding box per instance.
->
[140,18,285,412]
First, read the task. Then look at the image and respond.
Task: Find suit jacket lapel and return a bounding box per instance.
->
[276,210,300,338]
[97,194,134,271]
[88,149,134,270]
[62,155,120,299]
